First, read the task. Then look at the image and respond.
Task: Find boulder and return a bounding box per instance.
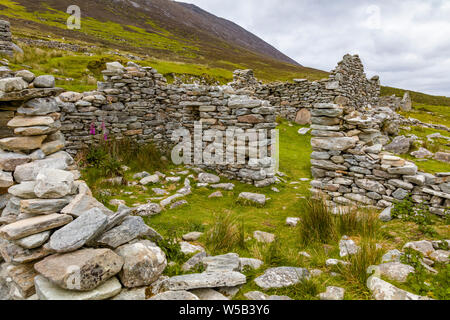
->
[33,75,55,88]
[239,258,263,271]
[198,173,220,183]
[367,276,432,300]
[49,208,108,253]
[403,240,435,257]
[376,262,415,282]
[132,202,162,217]
[295,108,311,125]
[182,252,208,271]
[384,136,412,154]
[34,275,121,300]
[93,216,154,248]
[0,170,13,188]
[0,77,28,92]
[34,248,124,291]
[14,157,67,182]
[238,192,266,205]
[253,231,275,243]
[319,286,345,300]
[115,240,167,288]
[411,148,433,159]
[61,193,113,218]
[0,240,52,264]
[254,267,309,289]
[180,241,205,255]
[182,232,203,241]
[202,253,240,272]
[164,271,246,291]
[140,174,159,185]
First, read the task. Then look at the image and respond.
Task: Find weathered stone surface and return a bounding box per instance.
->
[339,238,360,257]
[111,287,146,300]
[165,271,246,291]
[14,157,67,182]
[8,181,35,199]
[49,208,108,253]
[379,207,393,222]
[190,288,229,300]
[93,216,153,248]
[384,136,412,154]
[0,214,72,240]
[34,275,121,300]
[238,192,266,205]
[34,248,124,291]
[0,240,52,264]
[198,173,220,183]
[2,263,37,299]
[182,232,203,241]
[20,198,71,215]
[311,137,357,151]
[132,202,162,217]
[387,162,418,175]
[253,231,275,243]
[0,77,28,92]
[239,258,263,271]
[434,152,450,163]
[367,276,432,300]
[16,70,35,83]
[295,108,311,125]
[403,240,435,257]
[61,193,113,217]
[182,252,207,271]
[140,174,159,185]
[203,253,240,272]
[115,240,167,288]
[33,75,55,88]
[0,151,30,171]
[0,135,46,152]
[254,267,310,289]
[319,286,345,300]
[8,116,54,128]
[0,170,13,188]
[15,230,50,249]
[180,241,205,255]
[376,262,415,282]
[429,250,449,263]
[18,97,60,116]
[356,179,386,194]
[34,168,74,199]
[411,148,433,159]
[149,290,199,300]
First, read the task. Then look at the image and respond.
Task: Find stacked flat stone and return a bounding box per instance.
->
[60,61,277,187]
[229,69,262,90]
[309,102,450,216]
[0,71,168,300]
[0,20,13,57]
[240,54,381,124]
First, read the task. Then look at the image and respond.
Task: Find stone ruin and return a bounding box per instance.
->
[0,20,13,57]
[308,101,449,216]
[0,16,448,299]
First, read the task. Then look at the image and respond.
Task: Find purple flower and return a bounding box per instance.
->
[101,122,106,131]
[89,123,96,135]
[104,133,108,141]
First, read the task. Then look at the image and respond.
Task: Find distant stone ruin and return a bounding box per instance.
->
[0,20,13,57]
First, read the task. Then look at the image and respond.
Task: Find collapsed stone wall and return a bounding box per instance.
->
[309,102,450,216]
[232,54,380,123]
[0,20,13,57]
[59,62,277,186]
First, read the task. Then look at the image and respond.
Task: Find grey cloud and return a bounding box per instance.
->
[184,0,450,96]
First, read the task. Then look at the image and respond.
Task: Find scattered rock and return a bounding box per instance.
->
[180,242,205,255]
[182,232,203,241]
[238,192,266,206]
[254,267,309,289]
[149,290,199,300]
[164,271,246,291]
[319,286,345,300]
[253,231,275,243]
[198,173,220,184]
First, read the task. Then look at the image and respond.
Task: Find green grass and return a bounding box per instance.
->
[399,103,450,127]
[79,121,450,300]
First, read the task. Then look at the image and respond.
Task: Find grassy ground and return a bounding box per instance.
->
[397,125,450,174]
[399,103,450,128]
[80,121,449,300]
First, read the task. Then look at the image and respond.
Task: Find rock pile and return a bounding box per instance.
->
[0,72,168,300]
[309,102,449,216]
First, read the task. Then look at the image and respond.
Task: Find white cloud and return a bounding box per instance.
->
[183,0,450,96]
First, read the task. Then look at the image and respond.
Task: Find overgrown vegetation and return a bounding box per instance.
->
[391,195,436,236]
[205,213,245,255]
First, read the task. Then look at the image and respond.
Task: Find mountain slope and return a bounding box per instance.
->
[0,0,321,80]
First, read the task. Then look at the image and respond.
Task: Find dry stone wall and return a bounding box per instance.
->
[231,54,380,123]
[309,102,450,216]
[0,20,13,57]
[59,62,277,186]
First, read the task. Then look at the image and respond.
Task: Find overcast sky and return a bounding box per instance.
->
[184,0,450,97]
